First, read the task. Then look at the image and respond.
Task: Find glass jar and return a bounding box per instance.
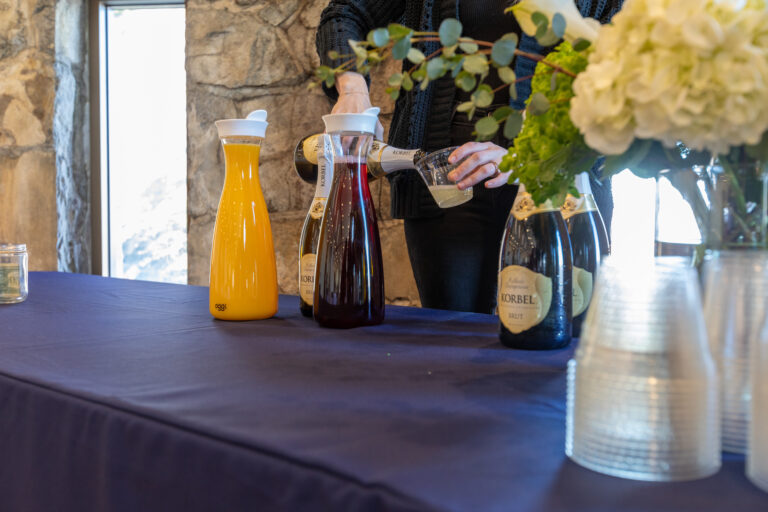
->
[0,243,28,304]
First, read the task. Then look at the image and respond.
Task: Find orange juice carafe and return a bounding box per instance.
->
[210,110,278,320]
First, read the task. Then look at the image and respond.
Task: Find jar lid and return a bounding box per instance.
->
[322,107,380,134]
[0,243,26,253]
[215,110,268,139]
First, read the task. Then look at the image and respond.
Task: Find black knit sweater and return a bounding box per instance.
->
[316,0,624,219]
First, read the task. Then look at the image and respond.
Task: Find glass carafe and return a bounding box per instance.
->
[314,109,384,328]
[210,111,278,320]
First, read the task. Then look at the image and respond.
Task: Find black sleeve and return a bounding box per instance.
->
[315,0,407,99]
[585,0,624,23]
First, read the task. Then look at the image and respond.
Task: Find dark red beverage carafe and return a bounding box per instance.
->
[313,108,384,328]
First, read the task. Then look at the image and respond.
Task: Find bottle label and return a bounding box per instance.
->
[307,136,333,220]
[497,265,552,334]
[299,253,316,305]
[512,192,559,221]
[572,266,593,317]
[0,263,20,296]
[302,134,321,165]
[561,194,599,220]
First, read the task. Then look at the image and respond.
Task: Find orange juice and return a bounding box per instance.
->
[209,141,278,320]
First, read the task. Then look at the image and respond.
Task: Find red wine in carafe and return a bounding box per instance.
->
[314,159,384,328]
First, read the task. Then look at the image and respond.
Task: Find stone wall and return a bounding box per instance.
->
[0,0,58,270]
[0,0,88,273]
[186,0,420,306]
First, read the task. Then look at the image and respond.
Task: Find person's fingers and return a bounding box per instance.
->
[448,147,506,184]
[457,162,501,190]
[484,169,513,188]
[448,141,492,164]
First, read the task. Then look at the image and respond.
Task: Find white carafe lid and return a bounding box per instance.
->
[322,107,380,134]
[215,110,268,138]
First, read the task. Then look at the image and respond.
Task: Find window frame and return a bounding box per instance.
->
[88,0,185,276]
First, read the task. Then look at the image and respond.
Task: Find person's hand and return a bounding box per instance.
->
[332,72,384,140]
[446,142,511,190]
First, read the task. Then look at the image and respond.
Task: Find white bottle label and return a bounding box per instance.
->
[497,265,553,334]
[299,253,316,305]
[511,190,558,221]
[561,193,599,220]
[377,144,420,173]
[309,135,334,219]
[572,266,593,317]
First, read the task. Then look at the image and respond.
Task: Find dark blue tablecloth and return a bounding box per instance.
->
[0,272,765,511]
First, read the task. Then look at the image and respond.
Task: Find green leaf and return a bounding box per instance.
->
[388,73,403,87]
[528,92,550,115]
[573,38,591,52]
[426,57,447,80]
[503,111,523,139]
[420,77,430,90]
[388,23,412,40]
[411,67,426,81]
[537,30,561,47]
[509,83,518,101]
[601,139,652,179]
[551,13,566,38]
[462,53,488,75]
[474,116,499,140]
[401,73,414,91]
[498,66,516,84]
[443,44,458,58]
[459,41,479,54]
[392,36,412,60]
[491,39,517,67]
[472,84,494,108]
[439,18,462,47]
[385,86,400,101]
[327,50,340,60]
[550,71,558,91]
[324,75,335,88]
[406,47,426,64]
[455,71,476,92]
[350,40,369,67]
[501,33,519,44]
[368,28,390,48]
[492,106,513,121]
[456,101,474,113]
[532,11,548,29]
[315,65,332,80]
[450,57,464,78]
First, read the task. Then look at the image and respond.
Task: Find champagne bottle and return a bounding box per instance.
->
[561,173,610,337]
[497,185,573,349]
[294,133,426,184]
[298,134,334,317]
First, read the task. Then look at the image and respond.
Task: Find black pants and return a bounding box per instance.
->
[404,184,518,313]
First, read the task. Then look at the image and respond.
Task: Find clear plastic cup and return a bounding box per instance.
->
[748,314,768,493]
[566,256,720,482]
[703,250,768,454]
[415,147,473,208]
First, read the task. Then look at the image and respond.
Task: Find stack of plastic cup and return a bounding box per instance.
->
[748,314,768,493]
[703,251,768,454]
[566,257,720,481]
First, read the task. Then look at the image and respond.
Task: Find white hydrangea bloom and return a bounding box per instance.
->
[570,0,768,155]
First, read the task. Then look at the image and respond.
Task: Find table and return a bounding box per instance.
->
[0,272,765,511]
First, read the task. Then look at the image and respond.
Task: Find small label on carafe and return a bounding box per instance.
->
[572,266,593,317]
[497,265,552,333]
[299,253,316,305]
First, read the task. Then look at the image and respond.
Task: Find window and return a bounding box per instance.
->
[92,1,187,283]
